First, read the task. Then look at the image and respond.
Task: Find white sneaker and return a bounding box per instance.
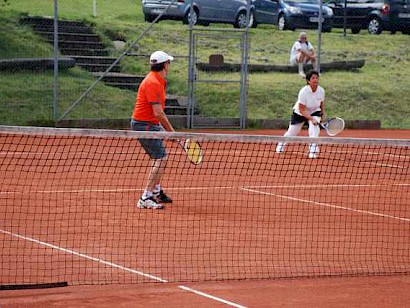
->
[309,153,318,159]
[137,197,164,209]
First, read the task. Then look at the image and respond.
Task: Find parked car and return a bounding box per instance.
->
[142,0,255,28]
[326,0,410,34]
[252,0,334,31]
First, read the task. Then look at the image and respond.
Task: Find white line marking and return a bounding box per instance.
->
[363,161,407,169]
[178,285,247,308]
[364,151,410,160]
[1,183,408,195]
[0,229,167,282]
[0,229,246,308]
[241,188,410,223]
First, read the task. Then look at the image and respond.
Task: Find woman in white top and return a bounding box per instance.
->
[290,32,316,78]
[276,70,325,159]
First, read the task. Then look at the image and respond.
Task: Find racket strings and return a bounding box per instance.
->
[184,140,203,165]
[327,119,344,135]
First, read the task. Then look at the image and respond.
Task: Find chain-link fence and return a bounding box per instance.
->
[0,0,409,128]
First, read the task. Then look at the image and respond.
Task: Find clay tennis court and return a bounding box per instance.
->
[1,128,409,307]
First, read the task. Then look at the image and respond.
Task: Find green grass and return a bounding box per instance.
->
[0,0,409,128]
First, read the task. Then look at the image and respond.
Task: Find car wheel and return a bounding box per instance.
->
[278,14,286,31]
[234,10,254,28]
[144,15,156,23]
[252,18,258,28]
[183,8,198,25]
[351,27,361,34]
[368,17,382,35]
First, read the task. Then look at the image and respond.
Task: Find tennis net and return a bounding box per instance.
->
[0,125,409,287]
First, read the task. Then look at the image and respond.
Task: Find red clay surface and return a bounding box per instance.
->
[1,129,409,307]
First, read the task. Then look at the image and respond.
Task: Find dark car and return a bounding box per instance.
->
[327,0,410,34]
[142,0,255,28]
[252,0,334,31]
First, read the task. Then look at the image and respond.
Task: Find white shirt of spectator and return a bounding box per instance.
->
[290,41,314,65]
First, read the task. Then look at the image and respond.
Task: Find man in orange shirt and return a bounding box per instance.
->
[131,51,175,209]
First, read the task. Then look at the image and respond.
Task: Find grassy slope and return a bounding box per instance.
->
[0,0,409,128]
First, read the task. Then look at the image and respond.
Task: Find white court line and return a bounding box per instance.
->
[241,188,410,223]
[364,151,410,160]
[362,161,407,169]
[178,286,246,308]
[0,186,235,195]
[0,229,247,308]
[244,183,410,189]
[0,183,408,195]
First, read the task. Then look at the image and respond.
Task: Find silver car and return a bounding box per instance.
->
[142,0,255,28]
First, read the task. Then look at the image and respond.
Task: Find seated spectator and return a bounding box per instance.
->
[290,32,316,78]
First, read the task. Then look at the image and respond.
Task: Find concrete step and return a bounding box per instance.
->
[92,72,144,84]
[103,82,139,91]
[71,56,119,65]
[49,40,106,50]
[77,63,121,73]
[21,16,94,34]
[92,72,144,91]
[164,105,188,115]
[165,95,188,115]
[60,48,110,57]
[36,31,102,43]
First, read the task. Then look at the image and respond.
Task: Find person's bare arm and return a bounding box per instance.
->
[152,103,175,132]
[299,103,318,125]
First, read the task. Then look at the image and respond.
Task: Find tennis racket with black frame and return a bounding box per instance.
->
[178,139,203,165]
[319,117,345,136]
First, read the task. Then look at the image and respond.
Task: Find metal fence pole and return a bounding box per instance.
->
[53,0,59,121]
[93,0,97,17]
[239,0,251,129]
[188,1,195,129]
[317,0,323,73]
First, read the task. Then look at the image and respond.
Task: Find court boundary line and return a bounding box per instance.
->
[241,188,410,223]
[0,229,247,308]
[1,183,408,195]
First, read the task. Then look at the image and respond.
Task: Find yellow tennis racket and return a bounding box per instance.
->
[179,139,203,165]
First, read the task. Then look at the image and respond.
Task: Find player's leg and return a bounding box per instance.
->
[308,115,321,158]
[276,122,303,153]
[132,120,171,208]
[138,139,167,209]
[152,157,172,203]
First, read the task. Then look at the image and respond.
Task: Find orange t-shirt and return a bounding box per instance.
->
[132,71,166,124]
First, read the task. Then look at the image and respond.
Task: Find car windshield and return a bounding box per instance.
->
[286,0,320,4]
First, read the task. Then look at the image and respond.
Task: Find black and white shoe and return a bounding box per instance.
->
[154,190,173,203]
[137,196,164,209]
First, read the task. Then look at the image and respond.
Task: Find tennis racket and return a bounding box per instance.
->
[318,117,345,136]
[179,139,203,165]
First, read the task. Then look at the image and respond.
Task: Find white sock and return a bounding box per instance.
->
[154,184,161,193]
[142,190,153,200]
[298,63,304,74]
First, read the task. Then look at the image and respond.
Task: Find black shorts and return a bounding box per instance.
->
[290,111,322,125]
[130,119,167,159]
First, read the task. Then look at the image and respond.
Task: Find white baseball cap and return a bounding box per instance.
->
[150,51,174,64]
